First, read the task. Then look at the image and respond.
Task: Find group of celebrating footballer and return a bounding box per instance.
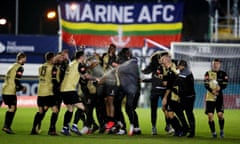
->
[1,44,228,138]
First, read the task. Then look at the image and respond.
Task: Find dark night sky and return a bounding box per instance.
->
[0,0,58,35]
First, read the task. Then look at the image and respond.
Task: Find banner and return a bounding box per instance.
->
[0,96,37,108]
[0,35,58,63]
[59,1,183,49]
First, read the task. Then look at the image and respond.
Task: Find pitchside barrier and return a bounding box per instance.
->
[0,75,239,109]
[1,42,240,109]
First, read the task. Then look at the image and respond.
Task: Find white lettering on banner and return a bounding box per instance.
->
[162,5,175,21]
[0,82,38,96]
[0,42,6,53]
[64,3,176,23]
[17,96,37,106]
[152,5,163,22]
[1,96,37,107]
[21,83,31,96]
[31,83,38,96]
[137,6,151,22]
[111,5,123,23]
[84,48,155,57]
[81,4,94,21]
[6,41,35,53]
[65,4,80,21]
[95,5,106,22]
[124,6,134,23]
[18,83,38,96]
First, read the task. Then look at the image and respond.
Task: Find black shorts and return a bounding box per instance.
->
[181,96,195,111]
[205,101,224,114]
[37,96,58,107]
[102,84,118,98]
[150,89,166,100]
[54,94,62,106]
[167,100,181,112]
[61,91,82,105]
[2,95,17,106]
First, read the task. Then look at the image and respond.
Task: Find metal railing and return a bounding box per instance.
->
[210,10,240,42]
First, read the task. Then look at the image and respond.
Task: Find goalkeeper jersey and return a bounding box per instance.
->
[204,70,228,101]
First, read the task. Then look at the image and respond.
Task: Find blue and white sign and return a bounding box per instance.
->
[0,35,58,63]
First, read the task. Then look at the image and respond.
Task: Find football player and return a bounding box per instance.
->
[204,59,228,138]
[2,52,27,134]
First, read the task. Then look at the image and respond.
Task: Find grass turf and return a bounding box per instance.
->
[0,108,239,144]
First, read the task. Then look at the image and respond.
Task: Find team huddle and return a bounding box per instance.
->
[1,44,228,138]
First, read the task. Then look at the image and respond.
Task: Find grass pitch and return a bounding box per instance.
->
[0,108,239,144]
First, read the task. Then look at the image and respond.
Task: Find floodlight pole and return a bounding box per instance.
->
[15,0,19,35]
[57,4,62,52]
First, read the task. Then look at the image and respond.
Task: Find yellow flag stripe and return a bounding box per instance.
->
[61,20,182,31]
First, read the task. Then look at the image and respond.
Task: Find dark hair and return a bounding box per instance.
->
[160,52,169,57]
[108,43,116,52]
[178,60,188,67]
[45,52,55,61]
[75,51,84,59]
[213,58,221,63]
[121,47,130,54]
[16,52,26,61]
[109,43,116,48]
[118,47,131,57]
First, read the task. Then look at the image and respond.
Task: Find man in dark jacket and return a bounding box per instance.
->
[177,60,196,137]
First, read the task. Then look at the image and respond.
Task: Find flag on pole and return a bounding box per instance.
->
[59,1,183,48]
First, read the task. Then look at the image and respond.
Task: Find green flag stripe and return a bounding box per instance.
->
[62,27,181,35]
